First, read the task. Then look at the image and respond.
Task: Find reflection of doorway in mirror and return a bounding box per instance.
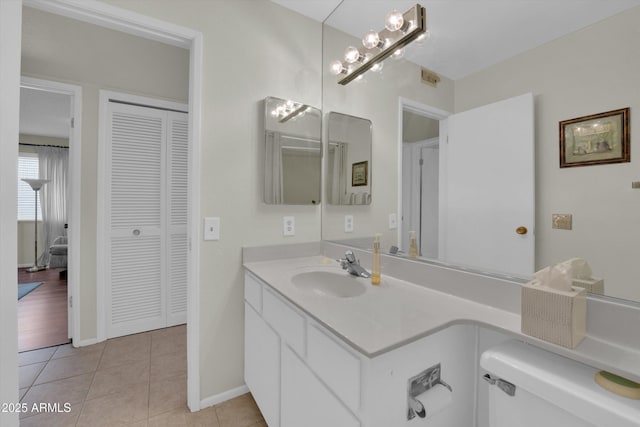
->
[402,139,439,257]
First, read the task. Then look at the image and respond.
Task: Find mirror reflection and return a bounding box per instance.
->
[326,112,372,205]
[321,1,640,304]
[264,96,321,205]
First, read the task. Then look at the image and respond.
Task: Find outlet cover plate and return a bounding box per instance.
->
[283,216,295,236]
[344,215,354,233]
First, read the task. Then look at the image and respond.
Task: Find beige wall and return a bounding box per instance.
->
[101,0,322,400]
[322,25,455,245]
[455,8,640,302]
[403,111,439,143]
[21,7,190,341]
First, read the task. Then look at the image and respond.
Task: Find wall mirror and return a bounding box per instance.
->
[264,96,321,205]
[326,112,372,205]
[320,0,640,305]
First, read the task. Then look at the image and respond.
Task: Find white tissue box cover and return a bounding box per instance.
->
[521,282,586,349]
[572,277,604,295]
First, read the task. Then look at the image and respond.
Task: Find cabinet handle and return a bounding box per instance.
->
[516,226,528,235]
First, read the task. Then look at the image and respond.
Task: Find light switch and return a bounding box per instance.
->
[344,215,354,233]
[552,214,572,230]
[389,213,397,230]
[204,217,220,240]
[283,216,295,236]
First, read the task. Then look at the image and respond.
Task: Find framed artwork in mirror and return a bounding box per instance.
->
[352,161,368,186]
[559,108,630,168]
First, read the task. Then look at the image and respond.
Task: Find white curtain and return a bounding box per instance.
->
[329,142,348,204]
[264,131,283,204]
[36,146,68,266]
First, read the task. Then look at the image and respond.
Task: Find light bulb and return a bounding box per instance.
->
[371,62,384,72]
[330,60,345,75]
[344,46,362,64]
[385,10,404,32]
[271,110,278,117]
[286,100,294,109]
[362,30,382,49]
[392,48,404,59]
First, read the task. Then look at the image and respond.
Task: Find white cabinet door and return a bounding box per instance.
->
[104,102,188,338]
[245,303,280,427]
[106,103,166,337]
[281,345,360,427]
[440,93,534,276]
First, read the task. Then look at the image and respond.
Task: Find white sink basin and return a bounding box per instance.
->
[292,271,367,298]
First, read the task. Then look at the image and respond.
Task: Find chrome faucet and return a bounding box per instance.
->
[337,250,371,278]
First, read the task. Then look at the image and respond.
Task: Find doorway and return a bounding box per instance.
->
[18,78,82,352]
[1,2,204,413]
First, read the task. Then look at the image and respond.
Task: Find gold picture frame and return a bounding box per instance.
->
[559,108,630,168]
[352,161,368,186]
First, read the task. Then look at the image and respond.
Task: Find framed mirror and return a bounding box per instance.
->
[264,96,321,205]
[326,112,372,205]
[320,1,640,304]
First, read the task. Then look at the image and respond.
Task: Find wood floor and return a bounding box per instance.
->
[18,267,70,352]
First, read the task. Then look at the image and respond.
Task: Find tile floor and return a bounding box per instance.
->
[18,325,266,426]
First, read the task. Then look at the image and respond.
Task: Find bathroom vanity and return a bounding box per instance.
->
[243,242,640,427]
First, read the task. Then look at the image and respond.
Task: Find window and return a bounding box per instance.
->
[17,153,41,221]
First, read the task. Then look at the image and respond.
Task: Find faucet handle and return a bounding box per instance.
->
[345,250,357,264]
[337,258,349,270]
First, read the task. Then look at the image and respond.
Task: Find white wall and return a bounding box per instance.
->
[322,25,454,245]
[101,0,323,401]
[455,7,640,302]
[21,6,190,340]
[403,111,439,142]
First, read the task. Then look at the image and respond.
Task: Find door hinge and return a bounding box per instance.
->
[69,296,72,308]
[71,117,75,128]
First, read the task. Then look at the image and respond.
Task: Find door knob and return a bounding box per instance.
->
[516,226,528,235]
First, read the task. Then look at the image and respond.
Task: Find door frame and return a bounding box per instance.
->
[15,0,204,412]
[397,97,450,250]
[20,76,82,343]
[96,90,188,339]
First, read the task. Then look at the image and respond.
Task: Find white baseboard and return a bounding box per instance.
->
[74,337,101,347]
[199,385,249,410]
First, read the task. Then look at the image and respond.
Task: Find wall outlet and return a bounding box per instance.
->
[283,216,295,236]
[204,217,220,241]
[344,215,354,233]
[552,213,572,230]
[389,213,397,230]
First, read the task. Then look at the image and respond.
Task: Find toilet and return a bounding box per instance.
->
[480,340,640,427]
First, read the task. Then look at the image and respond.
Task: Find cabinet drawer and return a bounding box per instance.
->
[307,323,361,412]
[262,287,305,356]
[244,272,262,313]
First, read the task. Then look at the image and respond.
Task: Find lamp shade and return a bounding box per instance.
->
[21,178,50,191]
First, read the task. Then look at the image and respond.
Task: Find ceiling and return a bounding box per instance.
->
[20,87,71,139]
[271,0,640,80]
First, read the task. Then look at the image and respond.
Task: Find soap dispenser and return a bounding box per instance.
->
[371,234,381,285]
[408,231,418,258]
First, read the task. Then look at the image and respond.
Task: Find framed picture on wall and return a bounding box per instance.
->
[559,108,630,168]
[352,161,368,186]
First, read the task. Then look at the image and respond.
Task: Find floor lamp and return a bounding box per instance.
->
[22,178,49,273]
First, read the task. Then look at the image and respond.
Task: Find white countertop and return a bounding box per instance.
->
[245,255,522,356]
[244,251,640,383]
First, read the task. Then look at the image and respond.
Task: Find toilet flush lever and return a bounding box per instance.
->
[483,374,516,396]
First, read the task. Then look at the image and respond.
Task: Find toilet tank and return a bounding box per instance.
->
[480,340,640,427]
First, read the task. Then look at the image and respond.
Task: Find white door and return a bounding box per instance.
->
[439,93,534,276]
[105,101,187,338]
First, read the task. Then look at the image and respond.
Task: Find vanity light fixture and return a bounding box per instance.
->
[329,3,427,85]
[270,100,309,123]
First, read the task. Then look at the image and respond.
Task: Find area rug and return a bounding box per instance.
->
[18,282,43,300]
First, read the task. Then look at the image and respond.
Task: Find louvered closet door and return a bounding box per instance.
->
[106,102,167,338]
[166,112,188,326]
